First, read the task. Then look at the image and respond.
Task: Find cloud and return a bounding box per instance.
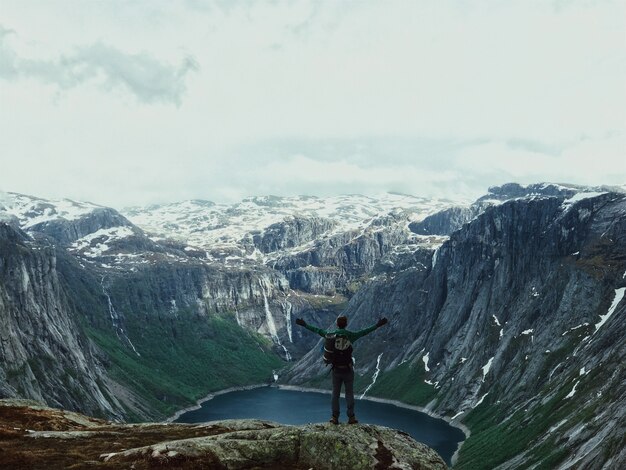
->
[0,25,198,105]
[200,154,469,203]
[455,133,626,187]
[0,1,624,207]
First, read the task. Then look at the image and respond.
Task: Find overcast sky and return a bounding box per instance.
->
[1,0,625,208]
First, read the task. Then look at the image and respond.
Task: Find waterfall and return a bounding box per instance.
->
[234,307,243,327]
[259,280,291,361]
[101,277,140,357]
[431,246,440,269]
[281,300,293,343]
[360,353,383,399]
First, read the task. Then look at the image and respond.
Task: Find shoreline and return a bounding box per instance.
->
[167,382,470,466]
[163,384,267,423]
[274,384,470,466]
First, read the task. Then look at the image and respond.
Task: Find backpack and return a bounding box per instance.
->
[323,333,353,368]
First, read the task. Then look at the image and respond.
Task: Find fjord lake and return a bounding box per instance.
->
[175,387,465,465]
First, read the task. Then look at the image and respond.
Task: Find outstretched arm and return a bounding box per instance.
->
[295,318,327,337]
[352,317,388,341]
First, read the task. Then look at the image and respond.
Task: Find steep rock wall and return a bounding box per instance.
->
[0,223,124,419]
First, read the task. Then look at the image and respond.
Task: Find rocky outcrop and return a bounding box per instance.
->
[29,207,135,246]
[478,182,582,201]
[410,182,626,236]
[272,212,426,294]
[409,206,478,236]
[0,399,447,470]
[251,216,337,253]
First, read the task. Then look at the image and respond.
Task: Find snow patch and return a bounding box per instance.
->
[481,357,494,381]
[594,288,625,333]
[492,315,501,326]
[548,419,568,433]
[450,411,464,420]
[562,191,607,208]
[422,353,430,372]
[564,380,579,399]
[72,226,134,258]
[521,329,534,335]
[561,323,589,336]
[474,392,489,407]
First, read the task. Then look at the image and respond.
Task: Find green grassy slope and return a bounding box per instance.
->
[86,312,283,420]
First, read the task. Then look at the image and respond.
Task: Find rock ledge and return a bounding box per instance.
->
[0,399,447,469]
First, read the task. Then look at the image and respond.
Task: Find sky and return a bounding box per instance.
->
[1,0,625,208]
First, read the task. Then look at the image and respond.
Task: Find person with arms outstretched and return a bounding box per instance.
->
[295,315,388,424]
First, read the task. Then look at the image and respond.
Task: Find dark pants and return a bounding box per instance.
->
[332,366,355,418]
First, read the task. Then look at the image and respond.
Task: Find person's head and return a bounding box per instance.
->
[336,316,348,328]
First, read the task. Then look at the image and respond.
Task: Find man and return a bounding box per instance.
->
[295,315,388,425]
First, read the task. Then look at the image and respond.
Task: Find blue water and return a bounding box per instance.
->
[175,387,465,465]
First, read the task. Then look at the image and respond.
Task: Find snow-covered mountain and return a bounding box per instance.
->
[122,193,460,264]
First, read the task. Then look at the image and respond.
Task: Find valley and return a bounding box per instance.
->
[0,183,624,468]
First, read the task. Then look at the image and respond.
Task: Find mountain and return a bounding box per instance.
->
[284,184,626,469]
[1,184,624,469]
[0,191,459,421]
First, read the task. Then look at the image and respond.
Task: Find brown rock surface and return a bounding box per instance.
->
[0,399,447,469]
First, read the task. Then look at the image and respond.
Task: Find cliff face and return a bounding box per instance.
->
[251,216,337,253]
[0,224,124,419]
[0,399,448,470]
[271,212,442,295]
[284,191,626,469]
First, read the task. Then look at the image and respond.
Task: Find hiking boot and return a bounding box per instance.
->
[348,416,359,424]
[329,416,339,425]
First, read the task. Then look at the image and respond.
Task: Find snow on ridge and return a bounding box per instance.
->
[561,191,607,210]
[122,193,460,258]
[594,288,625,333]
[1,192,102,229]
[72,226,135,257]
